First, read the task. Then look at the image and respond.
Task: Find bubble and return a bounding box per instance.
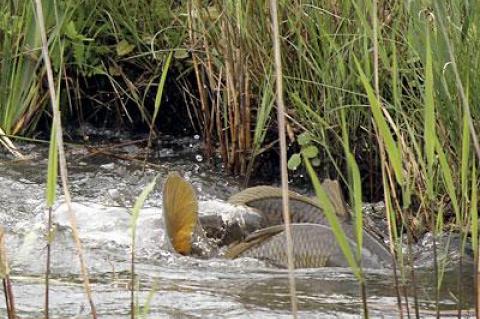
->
[193,134,200,140]
[195,154,203,162]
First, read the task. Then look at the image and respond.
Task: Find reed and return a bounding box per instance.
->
[184,1,275,176]
[34,0,97,317]
[129,175,158,319]
[269,0,298,316]
[0,227,16,319]
[0,1,44,135]
[2,0,479,316]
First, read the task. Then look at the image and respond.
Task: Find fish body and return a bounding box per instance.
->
[229,186,333,227]
[162,172,392,269]
[225,224,391,269]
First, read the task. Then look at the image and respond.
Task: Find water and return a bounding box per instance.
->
[0,137,475,318]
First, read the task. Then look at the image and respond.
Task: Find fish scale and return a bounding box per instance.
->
[237,224,389,269]
[247,198,330,226]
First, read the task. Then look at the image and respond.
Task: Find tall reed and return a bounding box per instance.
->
[34,0,97,317]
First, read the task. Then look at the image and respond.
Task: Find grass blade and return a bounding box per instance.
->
[304,157,361,280]
[355,57,404,185]
[347,152,363,260]
[435,137,460,223]
[130,175,158,319]
[424,25,435,199]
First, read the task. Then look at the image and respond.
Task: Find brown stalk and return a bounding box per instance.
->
[215,69,228,165]
[221,15,240,173]
[372,0,401,317]
[269,0,298,317]
[33,0,97,317]
[188,1,212,160]
[199,8,221,156]
[238,57,246,175]
[477,251,480,318]
[45,206,52,319]
[244,72,252,154]
[0,227,16,319]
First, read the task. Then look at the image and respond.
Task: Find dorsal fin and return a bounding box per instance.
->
[224,225,285,259]
[162,172,198,255]
[228,186,322,210]
[320,179,349,217]
[228,181,349,218]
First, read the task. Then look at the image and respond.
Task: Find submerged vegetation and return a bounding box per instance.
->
[1,0,479,317]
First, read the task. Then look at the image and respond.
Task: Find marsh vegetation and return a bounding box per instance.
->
[0,0,478,318]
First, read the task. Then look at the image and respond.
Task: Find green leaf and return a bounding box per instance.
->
[72,43,85,65]
[435,137,460,222]
[64,22,77,39]
[131,175,159,241]
[151,51,173,127]
[424,27,435,199]
[471,162,477,260]
[461,105,470,201]
[297,132,311,146]
[302,145,318,159]
[287,153,302,170]
[116,40,135,56]
[46,124,58,207]
[63,21,91,42]
[304,158,362,281]
[347,152,363,260]
[355,56,404,185]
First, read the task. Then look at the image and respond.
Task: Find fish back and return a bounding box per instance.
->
[228,186,348,227]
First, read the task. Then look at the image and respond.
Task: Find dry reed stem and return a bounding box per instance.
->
[0,128,25,159]
[372,0,402,316]
[244,72,251,151]
[477,252,480,318]
[215,70,228,165]
[189,3,255,175]
[45,206,52,319]
[269,1,298,317]
[222,18,240,173]
[33,1,97,317]
[0,227,16,319]
[188,2,212,159]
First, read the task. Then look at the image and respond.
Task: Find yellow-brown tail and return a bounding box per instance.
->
[162,172,198,255]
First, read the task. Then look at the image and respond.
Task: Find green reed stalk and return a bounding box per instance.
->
[0,1,42,136]
[45,84,59,319]
[130,175,158,319]
[144,50,173,167]
[472,162,479,316]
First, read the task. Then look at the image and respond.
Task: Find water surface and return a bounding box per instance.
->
[0,137,474,318]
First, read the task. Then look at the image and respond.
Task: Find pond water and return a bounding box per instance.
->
[0,135,475,318]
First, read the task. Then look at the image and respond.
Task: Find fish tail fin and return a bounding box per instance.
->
[162,172,198,255]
